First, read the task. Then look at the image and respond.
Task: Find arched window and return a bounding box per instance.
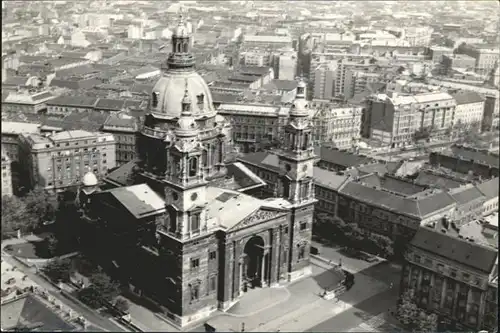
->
[183,41,188,53]
[202,146,208,167]
[152,92,158,107]
[188,157,198,177]
[302,133,309,150]
[168,209,177,233]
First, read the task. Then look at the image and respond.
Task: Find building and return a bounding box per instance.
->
[1,152,13,197]
[101,114,139,166]
[18,130,116,192]
[216,103,289,153]
[76,18,315,329]
[2,90,56,114]
[427,46,454,63]
[482,95,500,132]
[457,44,500,76]
[402,27,433,47]
[401,217,498,331]
[311,104,362,149]
[276,50,298,80]
[442,55,477,75]
[369,92,456,148]
[1,122,42,163]
[450,91,485,131]
[46,96,99,116]
[429,145,499,179]
[242,35,293,50]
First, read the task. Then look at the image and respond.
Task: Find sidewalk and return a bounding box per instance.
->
[312,241,384,274]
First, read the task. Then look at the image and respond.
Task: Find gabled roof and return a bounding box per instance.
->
[411,225,497,273]
[46,95,98,108]
[262,79,298,91]
[449,185,485,205]
[451,90,485,105]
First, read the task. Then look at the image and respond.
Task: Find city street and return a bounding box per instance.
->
[307,241,405,332]
[2,250,126,332]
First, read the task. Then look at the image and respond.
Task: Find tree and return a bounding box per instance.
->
[77,286,102,309]
[42,258,72,283]
[397,289,419,326]
[23,189,59,229]
[114,297,130,314]
[416,311,438,332]
[46,235,59,257]
[1,195,34,238]
[89,272,121,303]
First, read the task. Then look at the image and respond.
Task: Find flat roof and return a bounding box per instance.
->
[1,121,41,135]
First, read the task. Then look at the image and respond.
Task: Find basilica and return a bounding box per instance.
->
[78,16,316,328]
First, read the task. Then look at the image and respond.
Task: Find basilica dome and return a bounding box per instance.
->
[151,71,215,118]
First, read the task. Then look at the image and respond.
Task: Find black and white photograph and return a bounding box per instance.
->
[1,1,499,332]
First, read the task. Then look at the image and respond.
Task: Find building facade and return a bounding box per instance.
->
[1,153,13,197]
[77,19,315,329]
[450,91,485,133]
[401,218,498,331]
[18,130,116,192]
[311,103,362,149]
[216,103,289,153]
[369,92,456,148]
[101,115,138,166]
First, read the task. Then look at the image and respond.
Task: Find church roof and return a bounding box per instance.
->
[103,184,165,219]
[205,187,288,232]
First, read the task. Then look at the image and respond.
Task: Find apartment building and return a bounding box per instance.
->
[1,122,41,162]
[450,91,485,131]
[2,90,56,114]
[216,103,289,153]
[427,46,454,63]
[1,152,13,197]
[308,53,375,101]
[101,115,138,166]
[344,69,383,100]
[457,44,500,76]
[369,92,456,148]
[277,50,298,81]
[311,103,362,149]
[241,35,293,50]
[46,96,98,116]
[442,54,477,75]
[402,27,433,47]
[402,217,498,331]
[18,130,116,192]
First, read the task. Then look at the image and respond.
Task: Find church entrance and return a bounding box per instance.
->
[243,236,266,290]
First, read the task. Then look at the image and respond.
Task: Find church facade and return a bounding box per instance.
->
[78,16,316,328]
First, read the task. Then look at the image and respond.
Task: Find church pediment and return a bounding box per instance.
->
[227,208,286,233]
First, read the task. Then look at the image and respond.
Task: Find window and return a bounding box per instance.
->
[190,283,199,301]
[300,222,307,231]
[190,258,199,270]
[283,226,288,234]
[189,157,197,177]
[209,251,217,261]
[298,246,305,260]
[190,213,200,233]
[462,273,470,281]
[208,275,216,293]
[450,269,457,278]
[414,255,421,263]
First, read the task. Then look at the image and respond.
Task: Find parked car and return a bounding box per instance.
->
[310,246,320,255]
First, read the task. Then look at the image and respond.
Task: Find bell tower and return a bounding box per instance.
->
[277,80,316,205]
[162,83,208,240]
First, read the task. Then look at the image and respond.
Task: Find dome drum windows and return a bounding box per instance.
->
[152,92,159,108]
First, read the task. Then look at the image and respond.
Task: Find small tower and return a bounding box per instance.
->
[278,79,316,205]
[165,14,195,71]
[163,82,208,240]
[78,171,99,208]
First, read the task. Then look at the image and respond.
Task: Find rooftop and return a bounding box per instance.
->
[103,184,166,219]
[1,293,76,332]
[447,145,499,167]
[1,121,41,135]
[413,218,498,273]
[451,90,485,105]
